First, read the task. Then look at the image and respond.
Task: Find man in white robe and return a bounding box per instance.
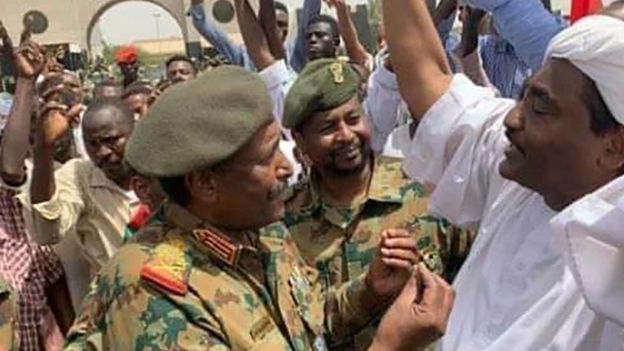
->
[381,0,624,349]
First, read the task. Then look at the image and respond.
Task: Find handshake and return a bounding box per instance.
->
[364,229,455,351]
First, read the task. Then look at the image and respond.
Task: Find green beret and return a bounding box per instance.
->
[125,66,273,177]
[283,58,359,129]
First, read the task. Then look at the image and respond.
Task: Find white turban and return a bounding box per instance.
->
[546,15,624,125]
[551,176,624,326]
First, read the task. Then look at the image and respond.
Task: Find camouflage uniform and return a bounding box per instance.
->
[64,203,385,351]
[0,277,16,351]
[283,156,473,350]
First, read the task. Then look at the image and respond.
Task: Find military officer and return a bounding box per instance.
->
[281,58,472,350]
[62,66,453,350]
[0,277,16,351]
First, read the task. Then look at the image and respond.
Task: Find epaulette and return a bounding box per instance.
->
[140,238,191,296]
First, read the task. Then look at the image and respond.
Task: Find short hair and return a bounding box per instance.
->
[309,15,339,39]
[165,54,196,73]
[83,98,135,129]
[122,81,152,99]
[96,79,121,90]
[274,1,289,15]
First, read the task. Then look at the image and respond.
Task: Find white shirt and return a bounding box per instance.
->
[404,74,623,350]
[258,59,302,183]
[364,64,410,154]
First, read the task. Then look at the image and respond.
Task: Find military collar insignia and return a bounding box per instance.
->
[329,62,345,84]
[192,228,242,267]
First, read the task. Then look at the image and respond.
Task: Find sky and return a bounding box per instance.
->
[95,0,570,45]
[93,0,369,45]
[94,1,183,45]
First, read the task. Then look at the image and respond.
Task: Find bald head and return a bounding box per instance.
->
[83,98,134,131]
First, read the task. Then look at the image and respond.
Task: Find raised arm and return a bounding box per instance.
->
[0,31,45,185]
[259,0,286,60]
[465,0,565,71]
[290,0,322,72]
[189,0,247,67]
[327,0,370,67]
[383,0,452,119]
[234,0,276,70]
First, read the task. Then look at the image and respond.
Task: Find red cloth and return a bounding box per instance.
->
[114,46,138,65]
[570,0,603,23]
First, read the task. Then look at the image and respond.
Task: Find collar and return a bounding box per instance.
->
[303,156,405,229]
[89,161,133,198]
[163,202,261,269]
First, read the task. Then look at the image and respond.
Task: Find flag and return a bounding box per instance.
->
[570,0,618,23]
[570,0,603,23]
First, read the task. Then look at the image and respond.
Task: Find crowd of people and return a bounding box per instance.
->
[0,0,623,349]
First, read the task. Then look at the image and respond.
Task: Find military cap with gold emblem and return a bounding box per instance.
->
[282,58,360,129]
[125,66,273,177]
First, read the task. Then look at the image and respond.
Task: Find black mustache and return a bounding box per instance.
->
[268,182,288,200]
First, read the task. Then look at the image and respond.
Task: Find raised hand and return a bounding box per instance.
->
[370,264,454,351]
[36,78,85,148]
[14,40,46,79]
[366,229,419,300]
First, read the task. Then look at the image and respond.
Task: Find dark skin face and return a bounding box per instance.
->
[275,9,289,43]
[500,58,624,211]
[83,109,134,185]
[294,97,372,177]
[305,21,339,61]
[123,93,149,119]
[118,62,139,83]
[94,85,123,99]
[186,121,294,230]
[166,60,196,84]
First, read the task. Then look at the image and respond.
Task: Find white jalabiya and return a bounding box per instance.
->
[404,73,624,351]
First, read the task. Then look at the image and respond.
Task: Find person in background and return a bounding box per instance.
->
[189,0,320,72]
[93,79,123,100]
[21,98,139,277]
[282,58,472,350]
[384,0,624,348]
[114,46,140,88]
[0,32,74,350]
[121,82,152,120]
[165,54,197,85]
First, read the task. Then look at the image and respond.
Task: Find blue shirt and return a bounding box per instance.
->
[467,0,565,72]
[479,35,532,99]
[189,0,321,72]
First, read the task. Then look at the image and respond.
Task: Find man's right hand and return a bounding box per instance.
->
[36,80,84,149]
[369,263,454,351]
[15,39,45,80]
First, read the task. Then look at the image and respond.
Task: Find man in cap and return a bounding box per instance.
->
[114,46,140,87]
[63,66,454,350]
[281,58,471,350]
[383,0,624,349]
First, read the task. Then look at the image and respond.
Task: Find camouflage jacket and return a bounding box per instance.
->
[0,278,16,351]
[283,156,473,350]
[64,203,384,351]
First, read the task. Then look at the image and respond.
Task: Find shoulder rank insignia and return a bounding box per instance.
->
[192,229,240,267]
[140,238,191,295]
[329,62,344,84]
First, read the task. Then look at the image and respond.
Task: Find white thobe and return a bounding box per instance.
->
[403,74,624,350]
